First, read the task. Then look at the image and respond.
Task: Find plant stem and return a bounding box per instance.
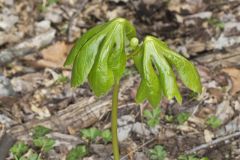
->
[127,45,141,59]
[112,81,120,160]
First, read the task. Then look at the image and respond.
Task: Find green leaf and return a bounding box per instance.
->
[152,107,161,118]
[144,107,161,127]
[81,127,101,141]
[66,145,88,160]
[147,118,159,128]
[108,25,126,81]
[32,125,51,138]
[65,18,136,96]
[88,24,119,96]
[148,145,167,160]
[154,37,202,94]
[143,43,163,107]
[176,112,190,124]
[71,31,107,87]
[47,0,59,6]
[207,116,221,129]
[28,153,41,160]
[64,23,106,66]
[146,38,182,104]
[165,115,174,123]
[133,36,202,107]
[101,129,112,143]
[33,137,55,152]
[143,110,153,119]
[10,141,29,158]
[19,150,42,160]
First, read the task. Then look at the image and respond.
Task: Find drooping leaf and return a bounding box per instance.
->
[65,18,136,96]
[133,36,202,107]
[143,46,162,107]
[71,32,106,87]
[108,25,126,81]
[145,37,182,104]
[134,40,163,107]
[154,37,202,93]
[88,25,116,96]
[64,23,106,66]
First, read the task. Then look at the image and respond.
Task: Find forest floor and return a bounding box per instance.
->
[0,0,240,159]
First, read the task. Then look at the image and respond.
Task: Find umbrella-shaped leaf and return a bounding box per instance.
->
[145,37,182,104]
[64,18,136,96]
[71,32,107,87]
[154,37,202,93]
[134,42,162,107]
[108,25,126,81]
[88,25,117,96]
[64,23,107,66]
[134,36,201,107]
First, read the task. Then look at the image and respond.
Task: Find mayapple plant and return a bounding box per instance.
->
[64,18,202,160]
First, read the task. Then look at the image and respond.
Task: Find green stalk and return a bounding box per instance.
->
[112,81,120,160]
[127,45,141,59]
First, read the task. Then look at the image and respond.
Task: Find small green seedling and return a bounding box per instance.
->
[101,129,112,143]
[208,18,224,30]
[148,145,167,160]
[10,141,29,160]
[165,115,174,123]
[55,74,68,84]
[66,145,88,160]
[81,127,101,141]
[32,125,52,138]
[176,112,190,124]
[143,107,161,127]
[18,149,42,160]
[33,137,55,152]
[65,18,202,160]
[206,115,221,129]
[38,0,59,11]
[10,126,55,160]
[178,154,209,160]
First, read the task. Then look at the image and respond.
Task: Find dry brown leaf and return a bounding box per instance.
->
[222,68,240,94]
[39,41,70,68]
[216,100,234,124]
[168,0,206,14]
[31,104,51,119]
[204,129,214,143]
[186,41,206,54]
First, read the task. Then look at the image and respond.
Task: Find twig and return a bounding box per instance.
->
[186,131,240,154]
[0,29,56,66]
[120,138,156,160]
[61,0,89,42]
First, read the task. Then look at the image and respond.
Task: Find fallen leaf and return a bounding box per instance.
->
[39,41,70,68]
[204,129,214,143]
[31,104,51,119]
[216,100,234,124]
[222,68,240,94]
